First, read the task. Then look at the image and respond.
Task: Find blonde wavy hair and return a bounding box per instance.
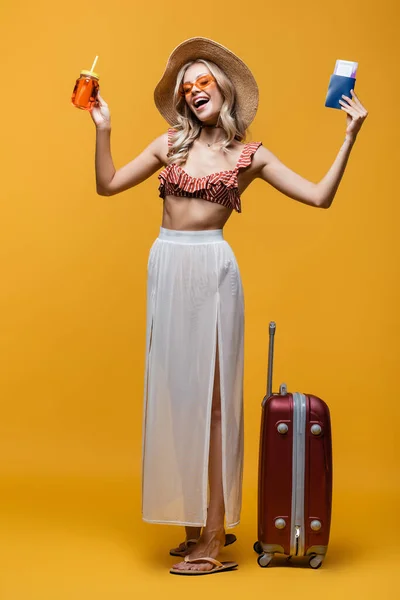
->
[167,59,247,166]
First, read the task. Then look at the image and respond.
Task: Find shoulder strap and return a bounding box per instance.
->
[235,142,262,171]
[167,128,177,148]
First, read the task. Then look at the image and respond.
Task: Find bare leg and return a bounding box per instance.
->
[173,340,226,572]
[185,526,202,540]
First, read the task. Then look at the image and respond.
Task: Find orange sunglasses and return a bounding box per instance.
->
[179,74,216,97]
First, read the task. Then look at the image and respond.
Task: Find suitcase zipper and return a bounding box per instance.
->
[290,393,307,556]
[295,525,300,555]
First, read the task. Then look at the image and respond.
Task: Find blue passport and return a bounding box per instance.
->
[325,74,356,110]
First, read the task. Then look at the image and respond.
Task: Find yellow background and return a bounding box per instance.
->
[0,0,399,598]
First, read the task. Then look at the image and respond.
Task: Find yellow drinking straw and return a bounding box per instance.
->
[90,55,99,73]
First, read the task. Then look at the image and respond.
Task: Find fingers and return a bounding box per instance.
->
[341,91,368,117]
[339,98,356,113]
[349,90,363,108]
[97,91,108,106]
[339,101,358,119]
[350,90,368,117]
[339,98,362,117]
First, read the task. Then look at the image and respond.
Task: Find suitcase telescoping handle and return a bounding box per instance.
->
[266,321,276,398]
[266,321,287,398]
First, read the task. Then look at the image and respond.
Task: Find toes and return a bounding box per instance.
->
[192,562,213,571]
[172,560,189,570]
[172,560,212,572]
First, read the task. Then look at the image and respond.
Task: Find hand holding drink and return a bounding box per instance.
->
[89,92,111,130]
[71,55,111,130]
[71,55,100,110]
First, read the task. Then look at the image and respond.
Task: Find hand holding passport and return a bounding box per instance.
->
[325,59,358,109]
[325,59,368,142]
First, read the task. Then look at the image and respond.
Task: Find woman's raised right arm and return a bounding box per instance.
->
[92,92,168,196]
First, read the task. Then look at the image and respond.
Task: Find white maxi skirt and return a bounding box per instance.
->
[142,227,244,528]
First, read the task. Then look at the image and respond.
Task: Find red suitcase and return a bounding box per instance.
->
[254,322,333,569]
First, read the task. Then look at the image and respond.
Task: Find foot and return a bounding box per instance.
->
[169,538,199,556]
[172,528,226,572]
[170,526,202,556]
[170,530,237,557]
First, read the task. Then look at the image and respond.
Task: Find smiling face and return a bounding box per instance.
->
[182,62,224,126]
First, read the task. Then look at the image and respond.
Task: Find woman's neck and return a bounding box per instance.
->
[199,125,226,146]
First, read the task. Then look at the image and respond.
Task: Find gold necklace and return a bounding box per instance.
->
[200,125,225,148]
[199,138,225,148]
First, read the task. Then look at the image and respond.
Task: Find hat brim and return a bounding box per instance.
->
[154,37,259,129]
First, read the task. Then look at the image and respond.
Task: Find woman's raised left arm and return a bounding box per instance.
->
[255,90,368,209]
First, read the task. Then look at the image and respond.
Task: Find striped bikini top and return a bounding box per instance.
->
[158,128,262,213]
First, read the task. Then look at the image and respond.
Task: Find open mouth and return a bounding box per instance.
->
[193,97,210,109]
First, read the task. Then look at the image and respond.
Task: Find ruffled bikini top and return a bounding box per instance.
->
[158,128,262,213]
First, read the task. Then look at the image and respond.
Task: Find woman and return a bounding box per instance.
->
[90,38,368,575]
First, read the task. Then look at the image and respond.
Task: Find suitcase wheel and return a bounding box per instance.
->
[309,554,324,569]
[257,552,273,568]
[253,541,262,554]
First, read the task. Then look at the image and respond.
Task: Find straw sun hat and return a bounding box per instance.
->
[154,37,259,129]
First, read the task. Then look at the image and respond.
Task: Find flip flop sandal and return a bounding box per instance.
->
[170,556,238,576]
[169,533,237,557]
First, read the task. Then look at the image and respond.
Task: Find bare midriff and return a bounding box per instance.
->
[162,195,233,231]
